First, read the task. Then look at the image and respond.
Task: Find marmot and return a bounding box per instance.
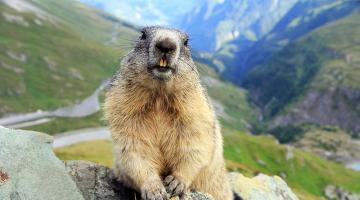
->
[104,26,233,200]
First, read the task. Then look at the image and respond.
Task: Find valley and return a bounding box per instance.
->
[179,0,360,172]
[244,9,360,142]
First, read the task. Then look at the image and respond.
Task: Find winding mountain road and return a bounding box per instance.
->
[0,80,110,128]
[52,127,110,148]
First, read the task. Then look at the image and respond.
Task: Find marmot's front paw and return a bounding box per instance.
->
[164,175,187,198]
[141,179,169,200]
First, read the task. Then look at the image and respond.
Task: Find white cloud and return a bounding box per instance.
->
[79,0,201,26]
[135,12,142,20]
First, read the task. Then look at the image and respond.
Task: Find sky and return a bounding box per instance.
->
[79,0,203,26]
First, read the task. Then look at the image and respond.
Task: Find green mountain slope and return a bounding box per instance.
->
[0,0,138,116]
[197,63,258,132]
[223,129,360,200]
[244,10,360,137]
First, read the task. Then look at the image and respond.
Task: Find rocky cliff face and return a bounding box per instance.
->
[245,9,360,139]
[293,127,360,164]
[180,0,298,52]
[0,126,300,200]
[271,87,360,134]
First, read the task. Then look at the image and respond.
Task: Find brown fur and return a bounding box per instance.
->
[104,28,233,200]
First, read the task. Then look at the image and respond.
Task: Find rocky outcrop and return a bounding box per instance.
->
[65,161,300,200]
[0,126,299,200]
[65,160,215,200]
[0,126,84,200]
[294,127,360,164]
[229,173,299,200]
[325,185,360,200]
[271,88,360,133]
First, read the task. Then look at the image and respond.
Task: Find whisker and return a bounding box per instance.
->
[179,57,199,75]
[112,45,134,50]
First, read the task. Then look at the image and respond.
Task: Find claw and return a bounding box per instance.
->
[164,175,186,198]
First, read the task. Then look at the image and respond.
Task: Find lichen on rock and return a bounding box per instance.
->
[229,172,299,200]
[0,126,84,200]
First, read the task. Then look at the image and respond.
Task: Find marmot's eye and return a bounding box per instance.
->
[140,31,146,40]
[184,39,189,46]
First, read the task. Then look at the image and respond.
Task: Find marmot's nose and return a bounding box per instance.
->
[156,38,176,53]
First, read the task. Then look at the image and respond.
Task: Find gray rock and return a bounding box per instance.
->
[188,192,215,200]
[0,126,84,200]
[65,160,213,200]
[229,172,299,200]
[66,161,300,200]
[325,185,360,200]
[65,160,135,200]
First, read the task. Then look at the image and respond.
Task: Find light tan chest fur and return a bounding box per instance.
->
[105,85,215,176]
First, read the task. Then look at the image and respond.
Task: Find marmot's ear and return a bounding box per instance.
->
[140,31,147,40]
[184,38,189,47]
[109,75,119,88]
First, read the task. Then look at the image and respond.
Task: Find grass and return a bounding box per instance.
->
[223,130,360,198]
[197,63,258,132]
[24,111,106,135]
[54,129,360,200]
[55,140,113,167]
[243,36,326,118]
[0,1,138,116]
[207,83,257,132]
[309,12,360,90]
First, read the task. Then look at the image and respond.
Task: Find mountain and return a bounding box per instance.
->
[180,0,298,52]
[181,0,358,81]
[0,0,138,116]
[180,0,360,165]
[244,8,360,138]
[224,0,358,82]
[180,0,360,135]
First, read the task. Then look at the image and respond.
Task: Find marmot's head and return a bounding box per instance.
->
[116,26,197,89]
